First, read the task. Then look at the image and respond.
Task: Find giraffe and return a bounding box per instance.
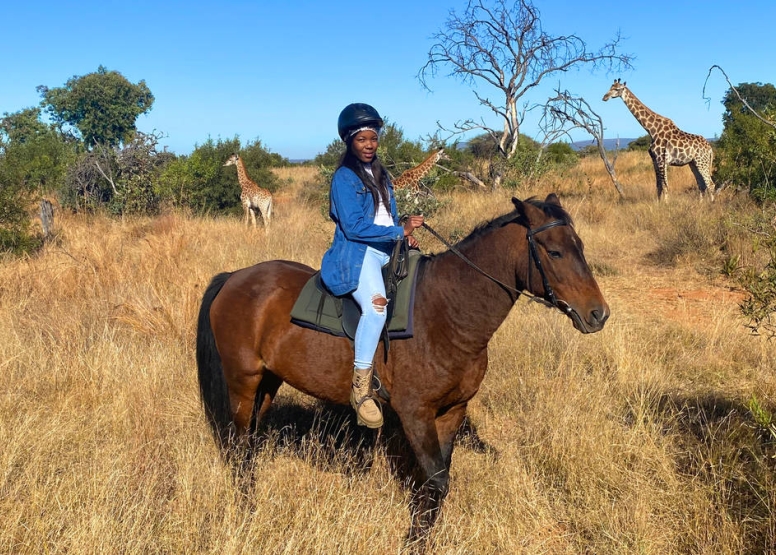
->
[603,79,716,201]
[392,148,449,192]
[223,153,273,228]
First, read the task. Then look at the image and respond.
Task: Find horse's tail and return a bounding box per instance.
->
[196,271,235,452]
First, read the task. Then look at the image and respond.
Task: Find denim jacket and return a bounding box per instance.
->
[320,166,404,296]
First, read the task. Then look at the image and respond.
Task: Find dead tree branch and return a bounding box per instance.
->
[704,65,776,130]
[541,89,625,198]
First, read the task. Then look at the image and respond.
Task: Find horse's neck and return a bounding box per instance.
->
[421,233,519,352]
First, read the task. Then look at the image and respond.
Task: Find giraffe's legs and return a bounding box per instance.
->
[259,199,272,228]
[690,161,715,201]
[649,149,668,201]
[243,204,251,227]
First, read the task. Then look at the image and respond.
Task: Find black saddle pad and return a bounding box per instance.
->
[290,249,421,340]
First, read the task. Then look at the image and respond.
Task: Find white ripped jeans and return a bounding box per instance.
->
[352,246,390,370]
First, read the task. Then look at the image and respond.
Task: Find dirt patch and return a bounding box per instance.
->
[601,263,748,328]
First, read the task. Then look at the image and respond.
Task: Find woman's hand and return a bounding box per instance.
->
[402,215,424,237]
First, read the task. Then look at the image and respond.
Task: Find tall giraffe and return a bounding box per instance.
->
[223,153,273,228]
[603,79,716,201]
[392,148,449,192]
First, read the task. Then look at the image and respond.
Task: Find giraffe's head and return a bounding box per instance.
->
[603,79,627,102]
[223,153,239,167]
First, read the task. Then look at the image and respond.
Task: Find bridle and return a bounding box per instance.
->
[525,219,567,310]
[420,220,573,316]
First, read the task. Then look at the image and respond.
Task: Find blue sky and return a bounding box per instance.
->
[2,1,774,160]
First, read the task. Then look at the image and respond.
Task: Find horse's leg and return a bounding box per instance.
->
[435,404,469,469]
[220,350,264,436]
[400,409,450,548]
[238,371,283,465]
[251,371,283,434]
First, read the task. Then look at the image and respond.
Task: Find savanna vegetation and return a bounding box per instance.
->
[2,1,776,551]
[1,151,776,554]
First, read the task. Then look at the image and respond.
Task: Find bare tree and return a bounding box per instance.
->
[418,0,633,188]
[541,89,625,198]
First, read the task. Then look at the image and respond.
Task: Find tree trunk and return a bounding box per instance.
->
[453,171,487,190]
[40,199,54,240]
[598,144,625,198]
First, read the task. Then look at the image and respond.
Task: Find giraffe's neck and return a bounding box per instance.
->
[414,149,443,178]
[234,159,252,191]
[620,88,671,137]
[396,149,443,185]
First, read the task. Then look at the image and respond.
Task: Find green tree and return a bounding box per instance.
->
[715,82,776,202]
[313,139,345,168]
[545,142,578,167]
[171,137,240,213]
[376,122,426,178]
[239,139,287,192]
[0,169,40,255]
[37,65,154,149]
[158,137,282,215]
[1,107,51,144]
[1,107,79,196]
[627,135,651,151]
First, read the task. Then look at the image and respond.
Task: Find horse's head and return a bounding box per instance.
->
[513,194,609,333]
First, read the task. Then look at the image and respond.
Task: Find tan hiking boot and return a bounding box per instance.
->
[350,367,383,428]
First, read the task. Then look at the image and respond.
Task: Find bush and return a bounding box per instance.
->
[158,137,283,216]
[0,178,42,255]
[394,187,446,218]
[735,208,776,337]
[545,142,578,168]
[627,135,651,151]
[61,132,172,215]
[714,83,776,202]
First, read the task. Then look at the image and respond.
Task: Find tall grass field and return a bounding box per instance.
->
[1,152,774,554]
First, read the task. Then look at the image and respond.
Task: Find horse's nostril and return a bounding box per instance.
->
[591,309,608,324]
[595,308,610,325]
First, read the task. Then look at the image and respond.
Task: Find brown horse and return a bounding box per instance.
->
[196,194,609,548]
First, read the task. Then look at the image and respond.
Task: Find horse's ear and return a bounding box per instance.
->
[545,193,561,206]
[512,196,530,220]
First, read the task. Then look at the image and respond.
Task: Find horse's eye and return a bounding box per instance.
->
[548,250,562,259]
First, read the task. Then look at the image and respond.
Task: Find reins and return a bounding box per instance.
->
[420,220,572,315]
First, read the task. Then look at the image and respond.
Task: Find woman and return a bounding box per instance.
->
[320,103,424,428]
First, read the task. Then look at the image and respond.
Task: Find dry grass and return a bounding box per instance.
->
[1,153,774,554]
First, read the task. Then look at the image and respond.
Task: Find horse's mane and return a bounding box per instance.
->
[452,197,573,251]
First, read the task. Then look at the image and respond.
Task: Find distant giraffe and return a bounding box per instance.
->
[392,148,449,192]
[223,153,273,228]
[603,79,716,201]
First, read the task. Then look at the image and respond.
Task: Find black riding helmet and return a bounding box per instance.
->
[337,103,384,141]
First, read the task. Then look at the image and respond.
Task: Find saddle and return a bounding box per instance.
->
[290,240,422,341]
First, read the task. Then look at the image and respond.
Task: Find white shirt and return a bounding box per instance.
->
[365,165,394,226]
